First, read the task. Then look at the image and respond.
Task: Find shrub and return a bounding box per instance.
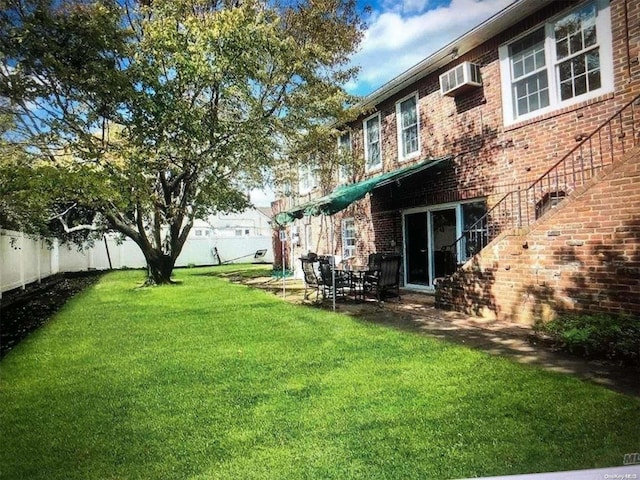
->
[534,313,640,365]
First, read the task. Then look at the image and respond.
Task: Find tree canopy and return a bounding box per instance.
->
[0,0,365,283]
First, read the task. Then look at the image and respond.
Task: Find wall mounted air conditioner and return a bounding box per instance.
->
[439,62,482,97]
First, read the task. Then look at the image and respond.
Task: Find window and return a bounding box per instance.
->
[499,0,612,124]
[461,201,488,261]
[235,229,243,236]
[509,28,549,117]
[396,94,419,160]
[305,224,313,252]
[338,132,352,183]
[342,217,356,259]
[298,162,317,195]
[555,3,601,101]
[363,113,382,172]
[194,229,203,237]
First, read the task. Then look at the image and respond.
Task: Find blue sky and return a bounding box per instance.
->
[347,0,514,96]
[251,0,514,206]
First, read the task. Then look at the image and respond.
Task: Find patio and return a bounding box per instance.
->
[233,273,640,398]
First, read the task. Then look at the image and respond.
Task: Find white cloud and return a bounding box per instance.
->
[349,0,514,96]
[251,186,275,207]
[402,0,430,14]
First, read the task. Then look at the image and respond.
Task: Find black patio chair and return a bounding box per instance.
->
[363,252,383,293]
[318,261,349,300]
[300,256,322,301]
[373,254,401,302]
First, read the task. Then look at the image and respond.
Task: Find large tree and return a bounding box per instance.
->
[0,0,364,284]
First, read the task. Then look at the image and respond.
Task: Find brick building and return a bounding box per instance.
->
[273,0,640,323]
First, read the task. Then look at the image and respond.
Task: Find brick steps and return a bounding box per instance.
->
[436,146,640,324]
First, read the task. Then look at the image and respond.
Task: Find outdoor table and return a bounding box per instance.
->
[336,266,370,301]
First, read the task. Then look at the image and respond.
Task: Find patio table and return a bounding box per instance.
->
[336,266,370,302]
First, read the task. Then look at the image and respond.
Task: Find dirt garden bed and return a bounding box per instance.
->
[0,272,102,359]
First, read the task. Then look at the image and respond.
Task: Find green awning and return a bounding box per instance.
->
[275,156,451,225]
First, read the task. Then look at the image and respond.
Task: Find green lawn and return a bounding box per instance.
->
[1,266,639,480]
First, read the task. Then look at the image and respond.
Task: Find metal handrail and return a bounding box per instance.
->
[448,92,640,265]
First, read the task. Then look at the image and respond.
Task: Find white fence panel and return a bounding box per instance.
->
[175,237,218,267]
[58,235,274,271]
[2,229,274,294]
[0,230,57,295]
[58,238,147,272]
[208,236,273,265]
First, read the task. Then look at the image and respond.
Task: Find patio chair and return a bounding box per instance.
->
[363,253,383,293]
[300,257,322,301]
[372,254,401,302]
[318,261,349,300]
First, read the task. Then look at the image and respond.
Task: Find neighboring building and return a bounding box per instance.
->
[191,207,272,238]
[273,0,640,322]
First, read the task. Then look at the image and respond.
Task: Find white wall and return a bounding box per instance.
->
[0,230,59,296]
[1,229,274,294]
[58,235,273,271]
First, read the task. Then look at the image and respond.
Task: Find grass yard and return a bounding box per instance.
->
[1,266,639,479]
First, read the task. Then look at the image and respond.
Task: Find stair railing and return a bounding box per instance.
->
[449,92,640,265]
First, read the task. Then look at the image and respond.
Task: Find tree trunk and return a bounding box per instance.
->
[144,251,177,286]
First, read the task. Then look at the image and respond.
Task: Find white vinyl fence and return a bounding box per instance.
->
[0,230,59,296]
[1,229,274,295]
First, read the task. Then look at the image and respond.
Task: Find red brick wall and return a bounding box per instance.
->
[279,0,640,298]
[334,0,640,272]
[436,147,640,322]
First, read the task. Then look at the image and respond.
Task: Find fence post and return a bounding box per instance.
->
[37,237,42,284]
[51,238,59,274]
[19,231,25,290]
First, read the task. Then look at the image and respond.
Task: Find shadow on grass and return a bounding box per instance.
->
[225,270,640,398]
[194,265,274,280]
[333,300,640,398]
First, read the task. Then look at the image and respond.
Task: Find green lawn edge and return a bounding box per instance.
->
[1,266,638,480]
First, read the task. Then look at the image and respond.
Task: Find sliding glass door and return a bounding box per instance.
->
[403,201,486,289]
[404,212,430,286]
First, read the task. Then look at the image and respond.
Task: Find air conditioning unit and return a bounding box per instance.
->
[439,62,482,97]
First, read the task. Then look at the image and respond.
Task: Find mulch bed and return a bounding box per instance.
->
[0,272,102,359]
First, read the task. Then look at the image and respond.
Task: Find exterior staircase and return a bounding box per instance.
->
[436,93,640,323]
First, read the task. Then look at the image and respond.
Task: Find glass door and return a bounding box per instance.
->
[403,201,486,289]
[404,212,429,286]
[430,208,457,279]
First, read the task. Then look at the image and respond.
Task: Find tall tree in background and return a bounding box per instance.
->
[0,0,364,284]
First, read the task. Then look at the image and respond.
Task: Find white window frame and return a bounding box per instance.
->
[341,217,356,259]
[337,131,352,183]
[396,92,420,162]
[499,0,613,126]
[298,162,317,195]
[305,224,313,252]
[363,113,382,173]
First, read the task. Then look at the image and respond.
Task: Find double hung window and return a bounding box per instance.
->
[298,162,317,195]
[555,2,601,101]
[363,114,382,172]
[338,132,352,183]
[500,0,612,124]
[396,94,419,160]
[342,217,356,259]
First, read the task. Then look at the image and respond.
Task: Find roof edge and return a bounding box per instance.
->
[356,0,555,111]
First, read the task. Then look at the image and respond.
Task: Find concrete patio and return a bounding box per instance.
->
[233,274,640,398]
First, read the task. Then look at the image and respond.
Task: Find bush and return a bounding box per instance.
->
[534,313,640,365]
